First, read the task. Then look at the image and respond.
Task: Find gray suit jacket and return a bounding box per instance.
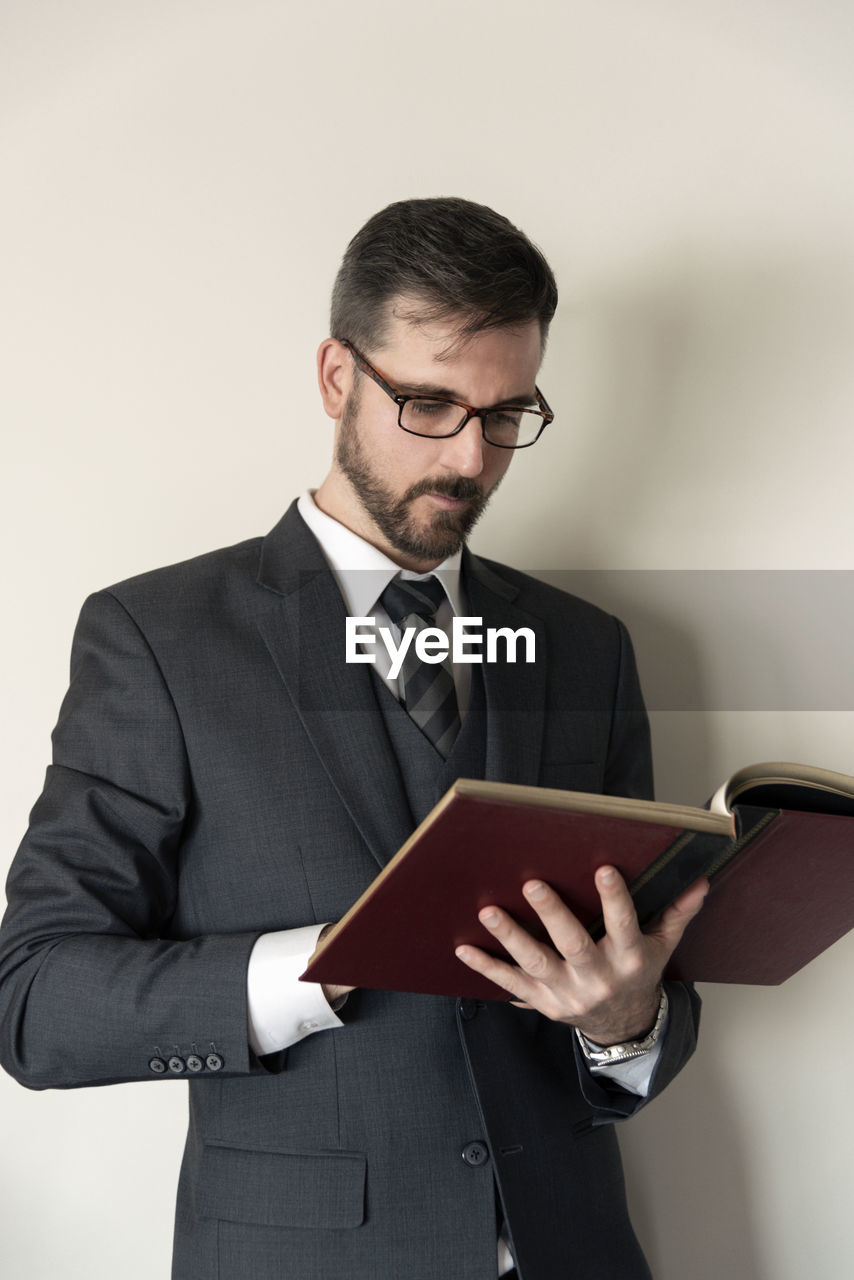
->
[0,502,700,1279]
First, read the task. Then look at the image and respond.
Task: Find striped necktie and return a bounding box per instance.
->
[379,574,461,758]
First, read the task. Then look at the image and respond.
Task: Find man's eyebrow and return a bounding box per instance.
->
[400,380,538,407]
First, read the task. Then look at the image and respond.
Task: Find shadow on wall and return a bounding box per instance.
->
[619,1014,767,1280]
[619,938,854,1280]
[490,247,854,570]
[532,569,854,722]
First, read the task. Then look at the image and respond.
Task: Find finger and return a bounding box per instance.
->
[595,866,646,957]
[454,940,541,1005]
[648,877,709,953]
[518,880,599,970]
[476,905,563,984]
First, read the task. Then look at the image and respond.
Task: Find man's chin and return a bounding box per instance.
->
[387,510,471,563]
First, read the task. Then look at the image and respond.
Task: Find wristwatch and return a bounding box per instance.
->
[575,986,669,1070]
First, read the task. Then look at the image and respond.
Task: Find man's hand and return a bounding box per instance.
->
[313,923,356,1009]
[455,868,708,1046]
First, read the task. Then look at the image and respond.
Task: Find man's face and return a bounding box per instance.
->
[324,310,543,569]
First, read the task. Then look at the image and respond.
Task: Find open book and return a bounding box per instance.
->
[302,762,854,997]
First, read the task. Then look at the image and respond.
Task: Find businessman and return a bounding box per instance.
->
[0,197,706,1279]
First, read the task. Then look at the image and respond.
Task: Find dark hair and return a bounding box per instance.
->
[330,197,558,354]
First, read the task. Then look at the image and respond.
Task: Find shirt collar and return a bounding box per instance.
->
[297,491,464,616]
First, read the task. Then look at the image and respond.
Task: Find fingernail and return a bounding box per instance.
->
[480,909,499,927]
[525,881,547,901]
[599,867,617,884]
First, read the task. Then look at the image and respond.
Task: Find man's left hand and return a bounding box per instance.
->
[455,868,708,1046]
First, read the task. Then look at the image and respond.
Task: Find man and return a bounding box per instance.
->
[0,197,706,1279]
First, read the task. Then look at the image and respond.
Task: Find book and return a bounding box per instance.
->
[301,763,854,998]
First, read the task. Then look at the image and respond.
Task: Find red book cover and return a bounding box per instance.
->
[665,808,854,984]
[302,768,854,998]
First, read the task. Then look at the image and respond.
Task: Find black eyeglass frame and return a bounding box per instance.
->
[341,339,554,449]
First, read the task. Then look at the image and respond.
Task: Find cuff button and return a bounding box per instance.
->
[148,1057,167,1075]
[205,1053,223,1072]
[168,1056,186,1074]
[186,1054,204,1073]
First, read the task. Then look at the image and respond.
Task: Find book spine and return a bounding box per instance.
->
[587,810,776,939]
[703,805,779,879]
[626,828,739,931]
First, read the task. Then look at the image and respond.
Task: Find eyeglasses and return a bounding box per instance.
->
[341,340,554,449]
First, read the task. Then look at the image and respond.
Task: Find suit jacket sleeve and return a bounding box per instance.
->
[0,590,261,1089]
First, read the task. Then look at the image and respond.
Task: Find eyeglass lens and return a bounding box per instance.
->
[400,399,542,447]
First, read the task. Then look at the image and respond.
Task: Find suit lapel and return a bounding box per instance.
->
[254,504,413,870]
[464,551,546,787]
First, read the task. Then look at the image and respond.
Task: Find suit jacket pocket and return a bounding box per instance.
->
[197,1142,366,1229]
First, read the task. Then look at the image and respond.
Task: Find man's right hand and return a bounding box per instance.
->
[315,924,355,1009]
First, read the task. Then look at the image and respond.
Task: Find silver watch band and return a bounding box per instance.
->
[575,986,669,1069]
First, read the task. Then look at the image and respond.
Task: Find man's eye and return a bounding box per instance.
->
[410,399,452,416]
[489,411,523,430]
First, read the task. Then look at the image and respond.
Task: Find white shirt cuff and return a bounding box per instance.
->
[590,1033,664,1097]
[583,999,670,1097]
[247,925,345,1056]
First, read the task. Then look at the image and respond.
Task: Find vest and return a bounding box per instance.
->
[372,667,487,827]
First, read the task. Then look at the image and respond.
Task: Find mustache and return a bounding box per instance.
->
[402,476,484,504]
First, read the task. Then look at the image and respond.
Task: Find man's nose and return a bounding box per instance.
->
[436,417,487,477]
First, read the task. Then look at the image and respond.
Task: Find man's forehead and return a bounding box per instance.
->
[379,295,540,364]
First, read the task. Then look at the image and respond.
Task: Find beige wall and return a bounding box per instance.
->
[2,2,853,1276]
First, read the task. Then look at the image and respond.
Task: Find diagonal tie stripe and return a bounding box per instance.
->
[380,575,461,758]
[380,576,447,623]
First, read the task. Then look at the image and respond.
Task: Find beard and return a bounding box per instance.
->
[336,389,500,563]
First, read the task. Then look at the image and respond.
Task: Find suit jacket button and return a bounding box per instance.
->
[205,1053,224,1072]
[148,1057,167,1075]
[462,1141,489,1167]
[168,1056,186,1073]
[186,1055,204,1073]
[459,999,480,1020]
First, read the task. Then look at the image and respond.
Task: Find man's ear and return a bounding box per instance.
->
[317,339,352,420]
